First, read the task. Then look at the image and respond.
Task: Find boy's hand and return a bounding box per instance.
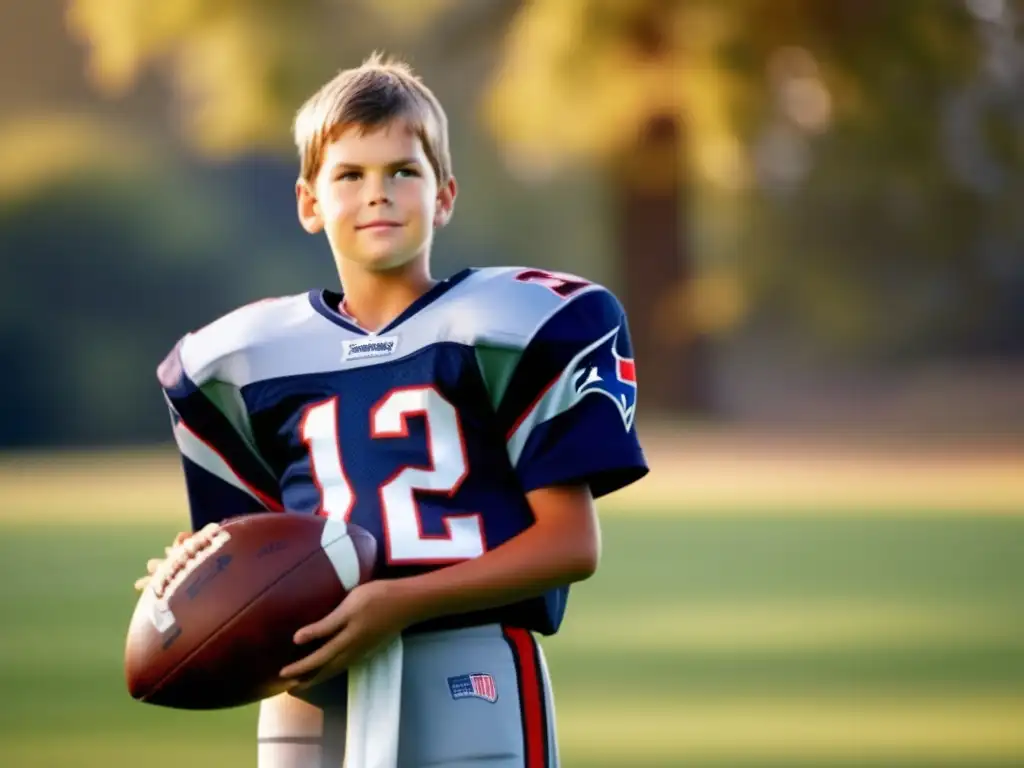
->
[279,580,411,688]
[133,531,188,592]
[132,525,220,593]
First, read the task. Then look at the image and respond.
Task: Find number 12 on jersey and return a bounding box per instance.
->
[299,385,486,565]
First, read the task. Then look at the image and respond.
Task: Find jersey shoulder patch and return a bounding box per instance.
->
[445,266,604,349]
[446,267,622,412]
[176,294,314,386]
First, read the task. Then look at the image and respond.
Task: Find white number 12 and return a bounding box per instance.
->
[300,385,486,565]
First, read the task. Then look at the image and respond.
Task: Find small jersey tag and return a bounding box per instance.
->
[343,336,399,362]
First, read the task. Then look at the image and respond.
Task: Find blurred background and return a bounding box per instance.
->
[2,1,1024,766]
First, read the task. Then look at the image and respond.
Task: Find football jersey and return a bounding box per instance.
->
[157,266,648,635]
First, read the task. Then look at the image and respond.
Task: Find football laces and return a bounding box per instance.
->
[153,526,230,600]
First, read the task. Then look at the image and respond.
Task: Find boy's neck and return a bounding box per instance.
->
[336,258,436,333]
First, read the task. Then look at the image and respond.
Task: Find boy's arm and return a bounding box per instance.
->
[389,483,599,626]
[159,336,282,530]
[284,484,599,682]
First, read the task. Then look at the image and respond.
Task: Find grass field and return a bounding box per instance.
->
[2,447,1024,767]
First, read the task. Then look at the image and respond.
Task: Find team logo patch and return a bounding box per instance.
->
[448,673,498,703]
[342,335,399,361]
[572,327,638,431]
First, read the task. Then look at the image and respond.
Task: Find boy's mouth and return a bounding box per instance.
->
[356,220,402,230]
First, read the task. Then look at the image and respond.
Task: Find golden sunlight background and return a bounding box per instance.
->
[2,1,1024,766]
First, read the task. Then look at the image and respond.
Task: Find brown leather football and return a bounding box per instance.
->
[124,512,376,709]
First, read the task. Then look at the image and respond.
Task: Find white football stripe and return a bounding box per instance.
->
[320,518,361,591]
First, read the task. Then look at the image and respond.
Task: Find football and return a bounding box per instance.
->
[124,512,377,709]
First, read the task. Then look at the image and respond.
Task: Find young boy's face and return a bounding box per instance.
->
[300,119,451,273]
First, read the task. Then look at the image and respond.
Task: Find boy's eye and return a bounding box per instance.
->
[395,167,420,178]
[335,170,361,181]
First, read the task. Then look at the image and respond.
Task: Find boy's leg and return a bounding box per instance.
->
[257,675,348,768]
[398,624,559,767]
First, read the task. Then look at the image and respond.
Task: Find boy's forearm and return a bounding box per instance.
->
[390,522,599,628]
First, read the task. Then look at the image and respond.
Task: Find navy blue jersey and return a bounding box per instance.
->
[157,267,648,635]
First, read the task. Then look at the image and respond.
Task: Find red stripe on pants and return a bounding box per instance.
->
[503,627,547,768]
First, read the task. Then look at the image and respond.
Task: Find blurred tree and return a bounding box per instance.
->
[0,112,334,448]
[65,0,711,410]
[733,0,1022,361]
[484,0,717,410]
[63,0,1020,416]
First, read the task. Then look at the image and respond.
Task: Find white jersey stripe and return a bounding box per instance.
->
[505,326,619,467]
[176,269,596,391]
[172,419,276,509]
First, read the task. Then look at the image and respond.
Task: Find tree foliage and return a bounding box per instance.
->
[65,0,989,188]
[63,0,1024,361]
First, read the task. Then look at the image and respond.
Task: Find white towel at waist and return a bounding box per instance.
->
[343,635,404,768]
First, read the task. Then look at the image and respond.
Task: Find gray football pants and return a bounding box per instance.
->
[257,624,559,767]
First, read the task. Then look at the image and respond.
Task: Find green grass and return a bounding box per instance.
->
[2,514,1024,767]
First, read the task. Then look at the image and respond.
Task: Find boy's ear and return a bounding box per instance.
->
[433,176,457,228]
[296,179,324,234]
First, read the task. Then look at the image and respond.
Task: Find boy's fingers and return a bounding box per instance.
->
[165,532,189,555]
[280,635,345,679]
[135,531,198,595]
[142,529,218,594]
[294,603,350,645]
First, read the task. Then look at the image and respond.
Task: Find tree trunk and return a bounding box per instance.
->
[613,112,713,415]
[610,0,713,415]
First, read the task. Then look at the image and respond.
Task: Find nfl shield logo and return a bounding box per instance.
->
[448,673,498,703]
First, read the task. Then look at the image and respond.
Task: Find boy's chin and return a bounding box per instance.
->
[352,250,424,273]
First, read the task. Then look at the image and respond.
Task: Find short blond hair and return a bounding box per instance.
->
[293,52,452,185]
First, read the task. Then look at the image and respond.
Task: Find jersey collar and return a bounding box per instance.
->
[309,267,475,335]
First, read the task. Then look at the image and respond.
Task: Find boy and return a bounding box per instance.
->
[139,53,648,767]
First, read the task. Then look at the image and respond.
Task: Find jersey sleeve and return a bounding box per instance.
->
[157,333,283,531]
[494,288,648,497]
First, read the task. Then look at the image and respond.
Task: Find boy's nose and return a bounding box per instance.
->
[364,176,392,206]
